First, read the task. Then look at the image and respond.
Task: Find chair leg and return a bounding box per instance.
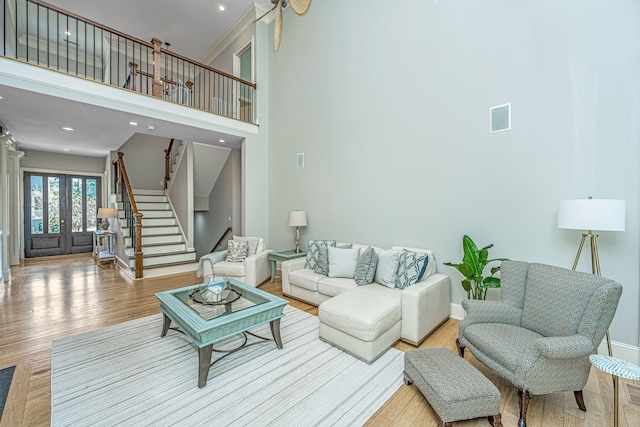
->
[517,388,532,427]
[574,390,586,411]
[488,413,503,427]
[455,338,465,357]
[403,371,413,386]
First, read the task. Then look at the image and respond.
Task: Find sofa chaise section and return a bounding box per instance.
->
[282,244,451,362]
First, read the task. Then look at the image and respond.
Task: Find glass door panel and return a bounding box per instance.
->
[48,176,61,233]
[30,175,44,234]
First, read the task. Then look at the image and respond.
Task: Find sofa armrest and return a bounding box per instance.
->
[244,249,273,287]
[282,257,308,295]
[459,300,522,339]
[400,273,451,346]
[533,334,595,359]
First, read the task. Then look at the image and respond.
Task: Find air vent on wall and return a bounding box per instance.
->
[490,103,511,133]
[297,153,304,168]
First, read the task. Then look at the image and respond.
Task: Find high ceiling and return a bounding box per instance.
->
[0,0,273,157]
[46,0,273,62]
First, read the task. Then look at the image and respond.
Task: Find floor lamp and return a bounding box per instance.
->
[557,197,626,357]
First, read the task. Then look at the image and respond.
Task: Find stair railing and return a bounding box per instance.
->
[114,151,144,278]
[210,226,233,253]
[163,138,175,189]
[1,0,257,124]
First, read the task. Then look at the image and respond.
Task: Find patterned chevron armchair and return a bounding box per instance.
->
[456,261,622,427]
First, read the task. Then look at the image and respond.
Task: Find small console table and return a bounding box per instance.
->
[93,230,115,264]
[268,249,307,283]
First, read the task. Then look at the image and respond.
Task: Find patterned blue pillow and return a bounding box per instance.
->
[305,240,336,270]
[396,250,429,289]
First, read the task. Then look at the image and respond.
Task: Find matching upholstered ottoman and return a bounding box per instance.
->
[404,348,502,427]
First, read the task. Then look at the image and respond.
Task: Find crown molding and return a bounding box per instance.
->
[200,2,271,66]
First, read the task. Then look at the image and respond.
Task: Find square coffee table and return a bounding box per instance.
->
[268,249,308,282]
[155,278,288,388]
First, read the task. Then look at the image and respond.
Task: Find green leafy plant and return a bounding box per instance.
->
[444,235,507,300]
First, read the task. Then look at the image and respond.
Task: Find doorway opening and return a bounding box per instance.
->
[233,37,254,122]
[24,172,102,257]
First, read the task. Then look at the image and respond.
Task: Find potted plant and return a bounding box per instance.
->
[444,235,507,300]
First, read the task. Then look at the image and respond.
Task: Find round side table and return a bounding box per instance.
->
[590,354,640,427]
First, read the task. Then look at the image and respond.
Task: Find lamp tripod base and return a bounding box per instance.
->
[571,231,613,358]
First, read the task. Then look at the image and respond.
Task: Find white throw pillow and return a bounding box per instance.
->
[374,249,400,288]
[328,246,360,278]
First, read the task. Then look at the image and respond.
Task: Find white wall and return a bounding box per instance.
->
[21,149,106,173]
[194,149,241,258]
[117,134,170,190]
[168,142,193,249]
[266,0,640,347]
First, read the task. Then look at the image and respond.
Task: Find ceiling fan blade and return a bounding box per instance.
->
[274,0,283,52]
[289,0,311,16]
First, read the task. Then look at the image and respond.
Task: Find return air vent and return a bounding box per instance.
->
[490,103,511,133]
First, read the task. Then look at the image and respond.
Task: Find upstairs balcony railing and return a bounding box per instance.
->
[0,0,257,124]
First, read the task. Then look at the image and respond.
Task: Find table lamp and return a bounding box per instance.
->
[288,210,307,253]
[558,196,625,356]
[97,207,116,231]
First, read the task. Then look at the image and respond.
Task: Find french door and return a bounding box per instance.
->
[24,173,102,257]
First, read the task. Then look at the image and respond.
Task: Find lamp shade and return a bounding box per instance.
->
[558,199,625,232]
[97,207,116,219]
[288,210,307,227]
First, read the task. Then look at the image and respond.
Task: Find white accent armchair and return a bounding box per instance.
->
[198,236,272,287]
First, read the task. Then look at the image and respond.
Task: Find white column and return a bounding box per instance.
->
[0,141,9,280]
[8,150,24,265]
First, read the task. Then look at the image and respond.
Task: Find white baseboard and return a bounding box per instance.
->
[450,303,465,320]
[449,303,639,364]
[597,340,639,364]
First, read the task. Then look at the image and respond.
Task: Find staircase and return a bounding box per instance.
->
[116,189,196,272]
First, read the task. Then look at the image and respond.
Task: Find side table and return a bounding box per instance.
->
[268,249,307,283]
[93,230,116,264]
[590,354,640,427]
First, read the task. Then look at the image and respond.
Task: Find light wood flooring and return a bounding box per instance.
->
[0,254,638,426]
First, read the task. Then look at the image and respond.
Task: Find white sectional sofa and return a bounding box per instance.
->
[282,243,451,363]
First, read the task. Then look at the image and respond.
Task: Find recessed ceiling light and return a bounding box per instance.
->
[129,121,138,126]
[64,31,72,36]
[0,96,4,100]
[218,4,226,12]
[147,125,155,130]
[62,126,74,131]
[62,148,71,151]
[219,139,226,143]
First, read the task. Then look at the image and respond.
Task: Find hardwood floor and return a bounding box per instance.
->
[0,255,638,426]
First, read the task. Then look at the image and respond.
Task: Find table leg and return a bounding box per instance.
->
[270,260,276,283]
[270,318,283,349]
[160,313,171,337]
[613,375,619,427]
[198,345,213,388]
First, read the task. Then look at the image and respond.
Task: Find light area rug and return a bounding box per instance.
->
[51,306,404,427]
